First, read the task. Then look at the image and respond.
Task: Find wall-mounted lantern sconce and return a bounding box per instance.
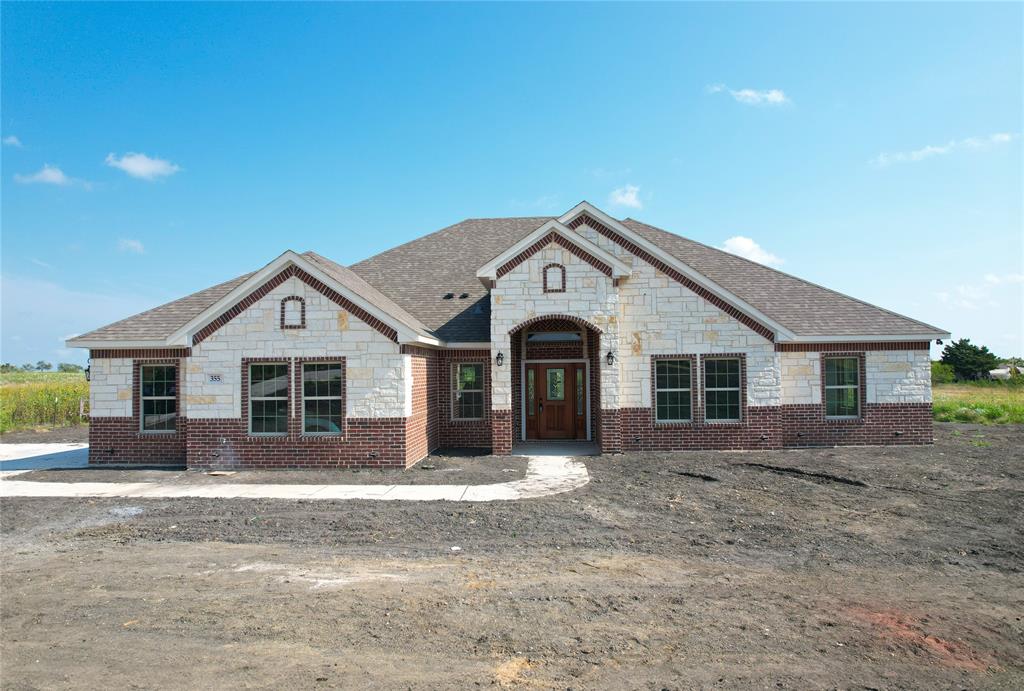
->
[84,365,91,382]
[606,351,615,366]
[496,352,504,367]
[935,339,943,346]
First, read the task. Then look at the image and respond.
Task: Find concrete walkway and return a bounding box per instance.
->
[0,444,589,502]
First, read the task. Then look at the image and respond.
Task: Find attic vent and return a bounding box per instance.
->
[459,293,469,299]
[443,293,454,300]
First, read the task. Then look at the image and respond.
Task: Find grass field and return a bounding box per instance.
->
[0,371,89,433]
[933,382,1024,424]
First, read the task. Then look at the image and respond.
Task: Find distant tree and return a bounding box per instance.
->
[0,363,17,373]
[57,362,84,373]
[20,363,35,371]
[34,360,53,372]
[930,361,955,384]
[940,339,1000,381]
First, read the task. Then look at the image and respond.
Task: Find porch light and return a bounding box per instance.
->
[606,351,615,366]
[84,365,90,382]
[496,352,504,367]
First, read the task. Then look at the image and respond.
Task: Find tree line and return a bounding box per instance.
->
[0,362,84,373]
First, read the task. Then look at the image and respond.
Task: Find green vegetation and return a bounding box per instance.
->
[930,361,955,384]
[938,338,1000,381]
[933,381,1024,424]
[0,371,89,433]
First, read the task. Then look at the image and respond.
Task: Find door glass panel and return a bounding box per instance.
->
[527,369,535,416]
[576,369,584,416]
[546,369,565,401]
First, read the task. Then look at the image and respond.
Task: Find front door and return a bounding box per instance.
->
[525,364,586,440]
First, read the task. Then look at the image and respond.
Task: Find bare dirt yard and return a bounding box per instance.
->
[2,424,1022,689]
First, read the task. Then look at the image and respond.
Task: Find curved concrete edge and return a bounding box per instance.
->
[0,456,590,502]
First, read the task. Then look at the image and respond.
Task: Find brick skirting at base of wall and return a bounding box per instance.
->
[620,406,781,452]
[185,418,408,469]
[90,402,933,467]
[780,403,933,447]
[88,417,187,465]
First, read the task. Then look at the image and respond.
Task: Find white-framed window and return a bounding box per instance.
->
[703,358,741,422]
[453,363,484,420]
[302,362,343,435]
[249,363,289,435]
[140,364,177,432]
[654,359,692,422]
[824,356,860,418]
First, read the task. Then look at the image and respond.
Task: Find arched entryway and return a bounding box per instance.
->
[509,316,602,445]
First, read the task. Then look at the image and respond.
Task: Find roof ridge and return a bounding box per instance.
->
[624,218,946,335]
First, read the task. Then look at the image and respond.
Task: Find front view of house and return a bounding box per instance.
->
[69,202,948,468]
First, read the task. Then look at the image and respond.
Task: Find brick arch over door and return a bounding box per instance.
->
[508,313,604,337]
[509,315,602,447]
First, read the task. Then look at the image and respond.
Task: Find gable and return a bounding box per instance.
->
[477,219,631,285]
[191,264,401,345]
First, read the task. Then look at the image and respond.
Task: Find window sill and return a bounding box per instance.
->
[138,430,179,436]
[703,419,743,425]
[450,417,486,423]
[654,419,695,427]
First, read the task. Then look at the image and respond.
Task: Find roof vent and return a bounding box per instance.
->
[443,293,454,300]
[459,293,469,299]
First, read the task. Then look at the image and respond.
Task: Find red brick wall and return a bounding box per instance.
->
[89,417,188,466]
[491,410,513,455]
[781,403,933,446]
[620,405,781,451]
[404,349,438,466]
[435,349,493,449]
[186,417,407,469]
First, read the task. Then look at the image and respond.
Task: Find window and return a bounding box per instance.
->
[576,369,584,417]
[825,357,860,418]
[704,358,741,422]
[453,363,484,419]
[249,363,289,434]
[141,365,177,432]
[302,363,343,434]
[527,369,536,417]
[546,368,565,400]
[654,359,692,422]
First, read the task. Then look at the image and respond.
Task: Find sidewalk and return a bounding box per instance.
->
[0,445,589,502]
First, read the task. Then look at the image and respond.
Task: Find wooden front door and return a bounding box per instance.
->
[525,363,587,440]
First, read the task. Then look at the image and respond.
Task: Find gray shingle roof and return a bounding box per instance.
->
[72,213,944,347]
[301,251,431,336]
[71,272,255,343]
[621,219,945,337]
[349,217,550,342]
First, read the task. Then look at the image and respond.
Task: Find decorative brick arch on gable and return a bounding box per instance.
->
[508,313,604,336]
[496,231,613,279]
[279,295,306,329]
[192,265,399,345]
[566,213,777,342]
[542,263,566,293]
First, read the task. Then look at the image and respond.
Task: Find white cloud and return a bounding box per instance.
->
[105,152,181,180]
[707,84,790,106]
[983,272,1024,285]
[30,258,54,270]
[608,184,643,209]
[14,164,73,186]
[117,238,145,254]
[3,135,23,147]
[719,236,784,267]
[873,133,1016,167]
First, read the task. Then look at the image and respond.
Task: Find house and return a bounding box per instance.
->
[67,202,949,469]
[989,364,1023,380]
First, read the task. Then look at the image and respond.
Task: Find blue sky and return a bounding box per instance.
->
[2,2,1021,366]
